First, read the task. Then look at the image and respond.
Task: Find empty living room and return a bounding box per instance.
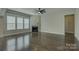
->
[1,0,79,59]
[0,8,79,51]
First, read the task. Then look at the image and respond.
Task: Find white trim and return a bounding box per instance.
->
[65,31,74,34]
[41,31,65,35]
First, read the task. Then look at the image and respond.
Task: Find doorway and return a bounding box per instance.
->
[65,14,74,34]
[65,14,76,49]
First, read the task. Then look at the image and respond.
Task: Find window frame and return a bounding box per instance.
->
[6,10,30,31]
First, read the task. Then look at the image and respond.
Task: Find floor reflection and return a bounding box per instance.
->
[0,32,79,51]
[7,38,16,51]
[65,33,77,50]
[17,36,24,50]
[24,35,30,48]
[4,34,30,51]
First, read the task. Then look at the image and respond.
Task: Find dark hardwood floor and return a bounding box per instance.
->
[0,32,79,51]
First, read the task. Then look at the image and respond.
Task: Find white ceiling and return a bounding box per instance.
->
[9,8,75,15]
[9,8,36,15]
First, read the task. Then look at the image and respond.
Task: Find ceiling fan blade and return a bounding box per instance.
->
[35,8,46,14]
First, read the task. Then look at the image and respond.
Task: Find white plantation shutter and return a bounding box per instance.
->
[17,17,23,29]
[7,15,16,30]
[24,17,29,29]
[6,10,30,31]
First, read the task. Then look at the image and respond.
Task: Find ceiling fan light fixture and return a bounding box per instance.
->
[38,11,41,14]
[37,8,46,14]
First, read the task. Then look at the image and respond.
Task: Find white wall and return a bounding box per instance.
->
[41,9,75,35]
[75,9,79,40]
[41,8,79,40]
[0,8,6,16]
[0,16,4,37]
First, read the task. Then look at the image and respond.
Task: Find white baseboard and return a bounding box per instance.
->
[0,32,30,38]
[65,32,74,34]
[41,31,65,35]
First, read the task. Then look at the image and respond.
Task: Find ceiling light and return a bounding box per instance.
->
[37,8,46,14]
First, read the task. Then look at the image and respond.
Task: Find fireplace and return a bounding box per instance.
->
[32,26,38,32]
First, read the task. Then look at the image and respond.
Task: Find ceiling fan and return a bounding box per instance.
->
[36,8,46,14]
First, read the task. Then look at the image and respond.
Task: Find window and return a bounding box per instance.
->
[24,18,29,29]
[17,17,23,29]
[6,11,30,31]
[7,15,16,30]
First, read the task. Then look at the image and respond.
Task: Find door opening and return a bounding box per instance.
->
[65,14,76,49]
[65,15,74,34]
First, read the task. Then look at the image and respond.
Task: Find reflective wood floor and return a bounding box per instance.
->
[0,32,79,51]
